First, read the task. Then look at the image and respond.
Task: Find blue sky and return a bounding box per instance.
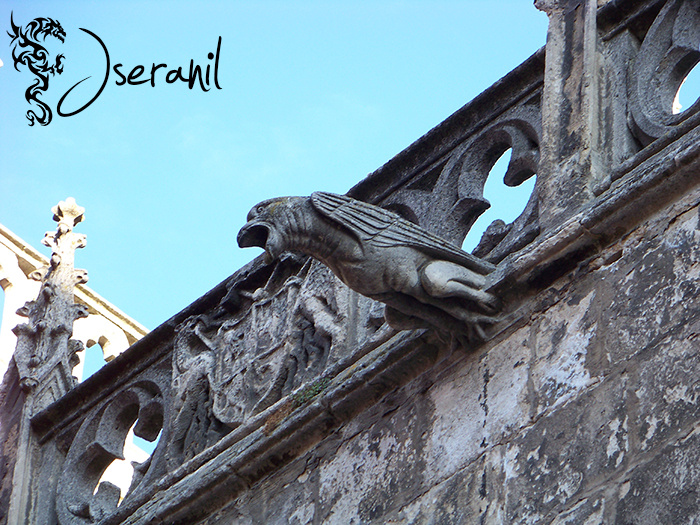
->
[0,1,551,336]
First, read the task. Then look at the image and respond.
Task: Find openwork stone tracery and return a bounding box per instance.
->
[56,376,167,524]
[628,0,700,146]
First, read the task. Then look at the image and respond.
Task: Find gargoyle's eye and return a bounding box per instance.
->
[257,205,265,214]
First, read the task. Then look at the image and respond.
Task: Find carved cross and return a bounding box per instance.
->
[41,197,87,276]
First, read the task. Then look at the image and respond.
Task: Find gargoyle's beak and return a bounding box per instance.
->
[237,222,270,250]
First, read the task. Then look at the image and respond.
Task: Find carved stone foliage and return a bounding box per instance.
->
[55,368,168,525]
[166,256,390,467]
[629,0,700,146]
[381,101,541,262]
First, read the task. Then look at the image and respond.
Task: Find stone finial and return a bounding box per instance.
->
[52,197,85,232]
[40,198,88,276]
[12,198,89,396]
[5,200,93,525]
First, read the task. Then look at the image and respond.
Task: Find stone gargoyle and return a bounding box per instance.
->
[237,192,499,340]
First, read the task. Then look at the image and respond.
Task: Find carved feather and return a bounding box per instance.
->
[311,192,495,274]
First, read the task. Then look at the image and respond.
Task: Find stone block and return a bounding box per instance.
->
[530,288,598,417]
[632,324,700,454]
[598,202,700,367]
[616,431,700,524]
[317,394,433,524]
[390,454,500,525]
[498,374,629,523]
[204,452,314,525]
[425,326,531,480]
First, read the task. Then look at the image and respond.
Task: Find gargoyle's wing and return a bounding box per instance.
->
[311,192,495,274]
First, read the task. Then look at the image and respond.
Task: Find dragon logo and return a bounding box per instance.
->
[8,13,66,126]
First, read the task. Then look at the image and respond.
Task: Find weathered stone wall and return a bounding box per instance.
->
[200,178,700,524]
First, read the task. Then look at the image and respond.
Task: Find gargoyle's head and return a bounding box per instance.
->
[237,196,305,262]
